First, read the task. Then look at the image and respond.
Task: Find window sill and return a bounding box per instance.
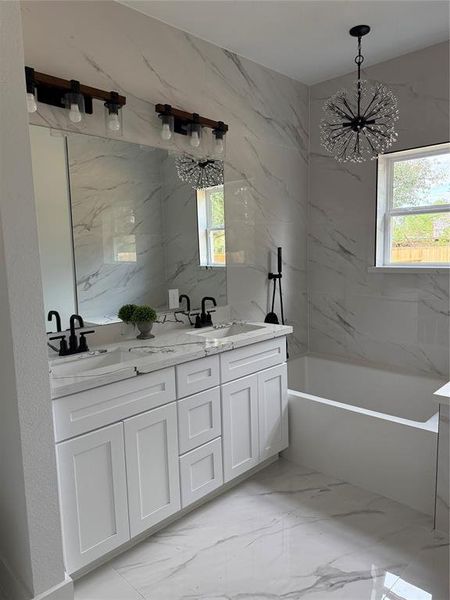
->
[199,264,226,269]
[368,266,450,274]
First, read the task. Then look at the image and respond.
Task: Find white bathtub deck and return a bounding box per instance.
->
[74,458,449,600]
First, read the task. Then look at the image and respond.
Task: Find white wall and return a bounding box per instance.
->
[0,3,68,599]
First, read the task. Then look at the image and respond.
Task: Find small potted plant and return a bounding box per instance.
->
[118,304,137,338]
[130,305,157,340]
[118,304,137,324]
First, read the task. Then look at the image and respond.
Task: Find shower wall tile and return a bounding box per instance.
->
[22,0,309,354]
[309,42,450,376]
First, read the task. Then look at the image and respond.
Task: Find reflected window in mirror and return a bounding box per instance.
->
[197,185,226,267]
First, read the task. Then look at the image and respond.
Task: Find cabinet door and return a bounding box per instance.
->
[179,438,223,508]
[56,423,130,574]
[124,402,181,537]
[177,387,221,454]
[222,374,259,482]
[258,364,288,460]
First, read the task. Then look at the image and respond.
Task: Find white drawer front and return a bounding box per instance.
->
[53,368,176,442]
[220,338,286,383]
[179,438,223,508]
[178,387,221,454]
[176,355,220,398]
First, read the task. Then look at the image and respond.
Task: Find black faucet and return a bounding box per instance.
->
[179,294,191,313]
[49,314,95,356]
[195,297,217,328]
[69,314,84,353]
[47,310,62,333]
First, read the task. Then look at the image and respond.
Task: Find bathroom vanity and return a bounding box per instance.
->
[50,323,291,574]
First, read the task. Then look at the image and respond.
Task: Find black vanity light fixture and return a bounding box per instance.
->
[320,25,399,163]
[24,66,126,134]
[155,103,228,153]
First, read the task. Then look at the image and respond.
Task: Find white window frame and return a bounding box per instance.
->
[196,185,226,268]
[375,142,450,269]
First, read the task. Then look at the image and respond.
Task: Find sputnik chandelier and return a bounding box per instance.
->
[320,25,399,163]
[175,155,224,190]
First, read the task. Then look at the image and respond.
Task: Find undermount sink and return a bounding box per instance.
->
[189,322,266,341]
[49,348,138,378]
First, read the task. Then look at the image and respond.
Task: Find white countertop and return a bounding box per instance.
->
[49,322,292,399]
[434,382,450,406]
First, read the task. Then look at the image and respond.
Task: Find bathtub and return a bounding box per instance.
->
[284,355,442,515]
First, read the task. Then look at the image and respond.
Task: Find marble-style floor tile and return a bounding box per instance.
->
[74,564,144,600]
[75,459,448,600]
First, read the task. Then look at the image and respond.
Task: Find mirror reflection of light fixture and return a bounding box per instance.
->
[104,91,123,135]
[189,113,202,148]
[175,155,224,189]
[320,25,399,163]
[25,66,37,114]
[64,80,85,124]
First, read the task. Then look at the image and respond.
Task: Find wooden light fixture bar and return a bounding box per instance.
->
[155,103,228,136]
[26,67,126,114]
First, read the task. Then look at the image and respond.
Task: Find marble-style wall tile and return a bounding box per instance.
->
[436,405,450,534]
[68,135,167,322]
[161,155,226,309]
[22,0,309,354]
[309,42,450,376]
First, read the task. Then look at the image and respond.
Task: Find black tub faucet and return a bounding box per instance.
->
[47,310,62,333]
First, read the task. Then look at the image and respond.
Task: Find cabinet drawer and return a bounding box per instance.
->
[178,387,221,454]
[179,438,223,508]
[220,338,286,383]
[53,367,176,442]
[176,355,220,398]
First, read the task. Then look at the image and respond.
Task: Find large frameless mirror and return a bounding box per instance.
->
[29,125,227,328]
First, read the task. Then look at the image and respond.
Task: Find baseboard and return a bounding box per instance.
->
[32,576,73,600]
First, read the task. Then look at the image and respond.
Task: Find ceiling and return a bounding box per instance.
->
[118,0,450,85]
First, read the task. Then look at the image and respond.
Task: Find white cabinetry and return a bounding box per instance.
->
[179,438,223,507]
[177,387,221,454]
[258,364,288,460]
[53,335,289,574]
[56,423,130,573]
[124,403,181,537]
[222,374,259,482]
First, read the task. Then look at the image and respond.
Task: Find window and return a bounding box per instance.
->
[376,143,450,267]
[197,185,226,267]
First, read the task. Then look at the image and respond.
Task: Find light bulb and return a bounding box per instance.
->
[161,122,172,140]
[26,91,37,114]
[107,112,121,132]
[190,130,200,148]
[215,137,224,155]
[69,103,82,123]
